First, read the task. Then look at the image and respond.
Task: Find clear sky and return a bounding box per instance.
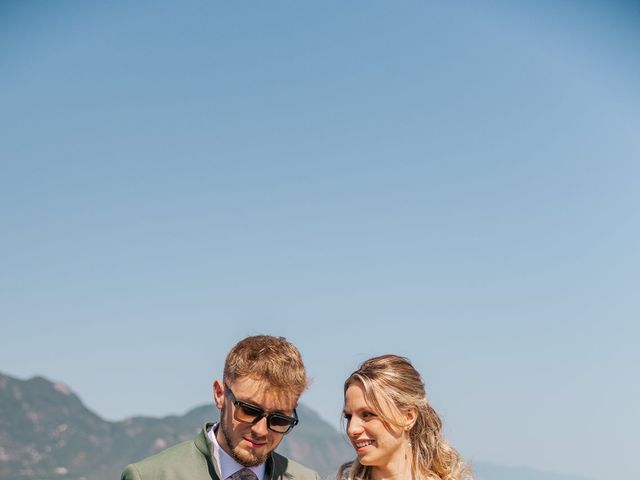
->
[1,2,639,480]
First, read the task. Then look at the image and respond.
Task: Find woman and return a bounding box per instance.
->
[338,355,473,480]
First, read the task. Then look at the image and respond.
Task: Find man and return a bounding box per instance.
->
[121,335,321,480]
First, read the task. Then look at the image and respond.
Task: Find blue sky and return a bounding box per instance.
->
[1,2,639,480]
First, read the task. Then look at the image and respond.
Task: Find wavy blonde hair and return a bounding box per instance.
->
[339,355,473,480]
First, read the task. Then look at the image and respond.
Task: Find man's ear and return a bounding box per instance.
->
[213,379,225,409]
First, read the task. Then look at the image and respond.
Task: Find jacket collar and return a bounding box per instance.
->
[196,422,284,480]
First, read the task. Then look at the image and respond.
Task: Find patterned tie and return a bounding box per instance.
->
[230,468,258,480]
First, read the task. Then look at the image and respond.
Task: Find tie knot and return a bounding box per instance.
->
[231,467,258,480]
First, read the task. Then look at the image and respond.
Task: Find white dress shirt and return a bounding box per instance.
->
[208,423,266,480]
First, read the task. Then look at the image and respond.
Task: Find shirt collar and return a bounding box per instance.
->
[208,423,266,480]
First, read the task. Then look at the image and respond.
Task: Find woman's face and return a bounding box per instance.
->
[343,381,411,473]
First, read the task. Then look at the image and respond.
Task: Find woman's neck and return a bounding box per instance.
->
[370,462,413,480]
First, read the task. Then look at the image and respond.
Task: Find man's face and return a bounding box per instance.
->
[213,376,298,467]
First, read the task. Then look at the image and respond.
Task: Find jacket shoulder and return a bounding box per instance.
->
[121,438,212,480]
[270,451,322,480]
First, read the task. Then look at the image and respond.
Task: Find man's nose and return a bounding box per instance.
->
[251,415,269,436]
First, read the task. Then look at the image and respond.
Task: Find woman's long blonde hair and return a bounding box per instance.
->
[340,355,473,480]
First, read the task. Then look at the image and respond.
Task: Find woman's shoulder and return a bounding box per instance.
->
[337,461,354,480]
[323,461,355,480]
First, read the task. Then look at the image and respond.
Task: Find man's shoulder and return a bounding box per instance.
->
[121,437,210,479]
[270,451,321,480]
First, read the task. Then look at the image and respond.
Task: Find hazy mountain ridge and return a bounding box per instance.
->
[472,462,594,480]
[0,372,352,480]
[0,372,592,480]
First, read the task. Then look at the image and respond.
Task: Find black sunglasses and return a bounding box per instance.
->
[224,384,299,434]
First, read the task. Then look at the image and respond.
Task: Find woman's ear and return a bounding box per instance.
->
[403,406,418,431]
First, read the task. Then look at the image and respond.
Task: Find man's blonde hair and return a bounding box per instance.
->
[223,335,309,398]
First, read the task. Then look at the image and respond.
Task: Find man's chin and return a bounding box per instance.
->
[231,446,269,467]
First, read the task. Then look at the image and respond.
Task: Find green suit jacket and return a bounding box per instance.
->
[121,423,322,480]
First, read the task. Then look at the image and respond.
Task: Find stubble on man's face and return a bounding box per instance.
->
[218,405,271,467]
[214,377,296,468]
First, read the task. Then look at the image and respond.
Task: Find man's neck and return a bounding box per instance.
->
[208,424,267,480]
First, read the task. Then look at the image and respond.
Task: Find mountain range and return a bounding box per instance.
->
[0,372,592,480]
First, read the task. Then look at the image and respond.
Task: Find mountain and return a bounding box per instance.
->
[0,372,351,480]
[473,461,593,480]
[0,372,593,480]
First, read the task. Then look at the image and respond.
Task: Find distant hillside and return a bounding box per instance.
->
[0,372,593,480]
[0,372,351,480]
[473,461,594,480]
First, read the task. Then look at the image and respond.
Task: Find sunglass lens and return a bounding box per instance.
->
[238,403,263,420]
[269,415,293,427]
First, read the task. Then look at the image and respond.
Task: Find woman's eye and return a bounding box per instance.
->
[362,411,376,419]
[343,413,352,420]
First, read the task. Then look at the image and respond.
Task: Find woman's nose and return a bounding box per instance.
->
[346,417,363,437]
